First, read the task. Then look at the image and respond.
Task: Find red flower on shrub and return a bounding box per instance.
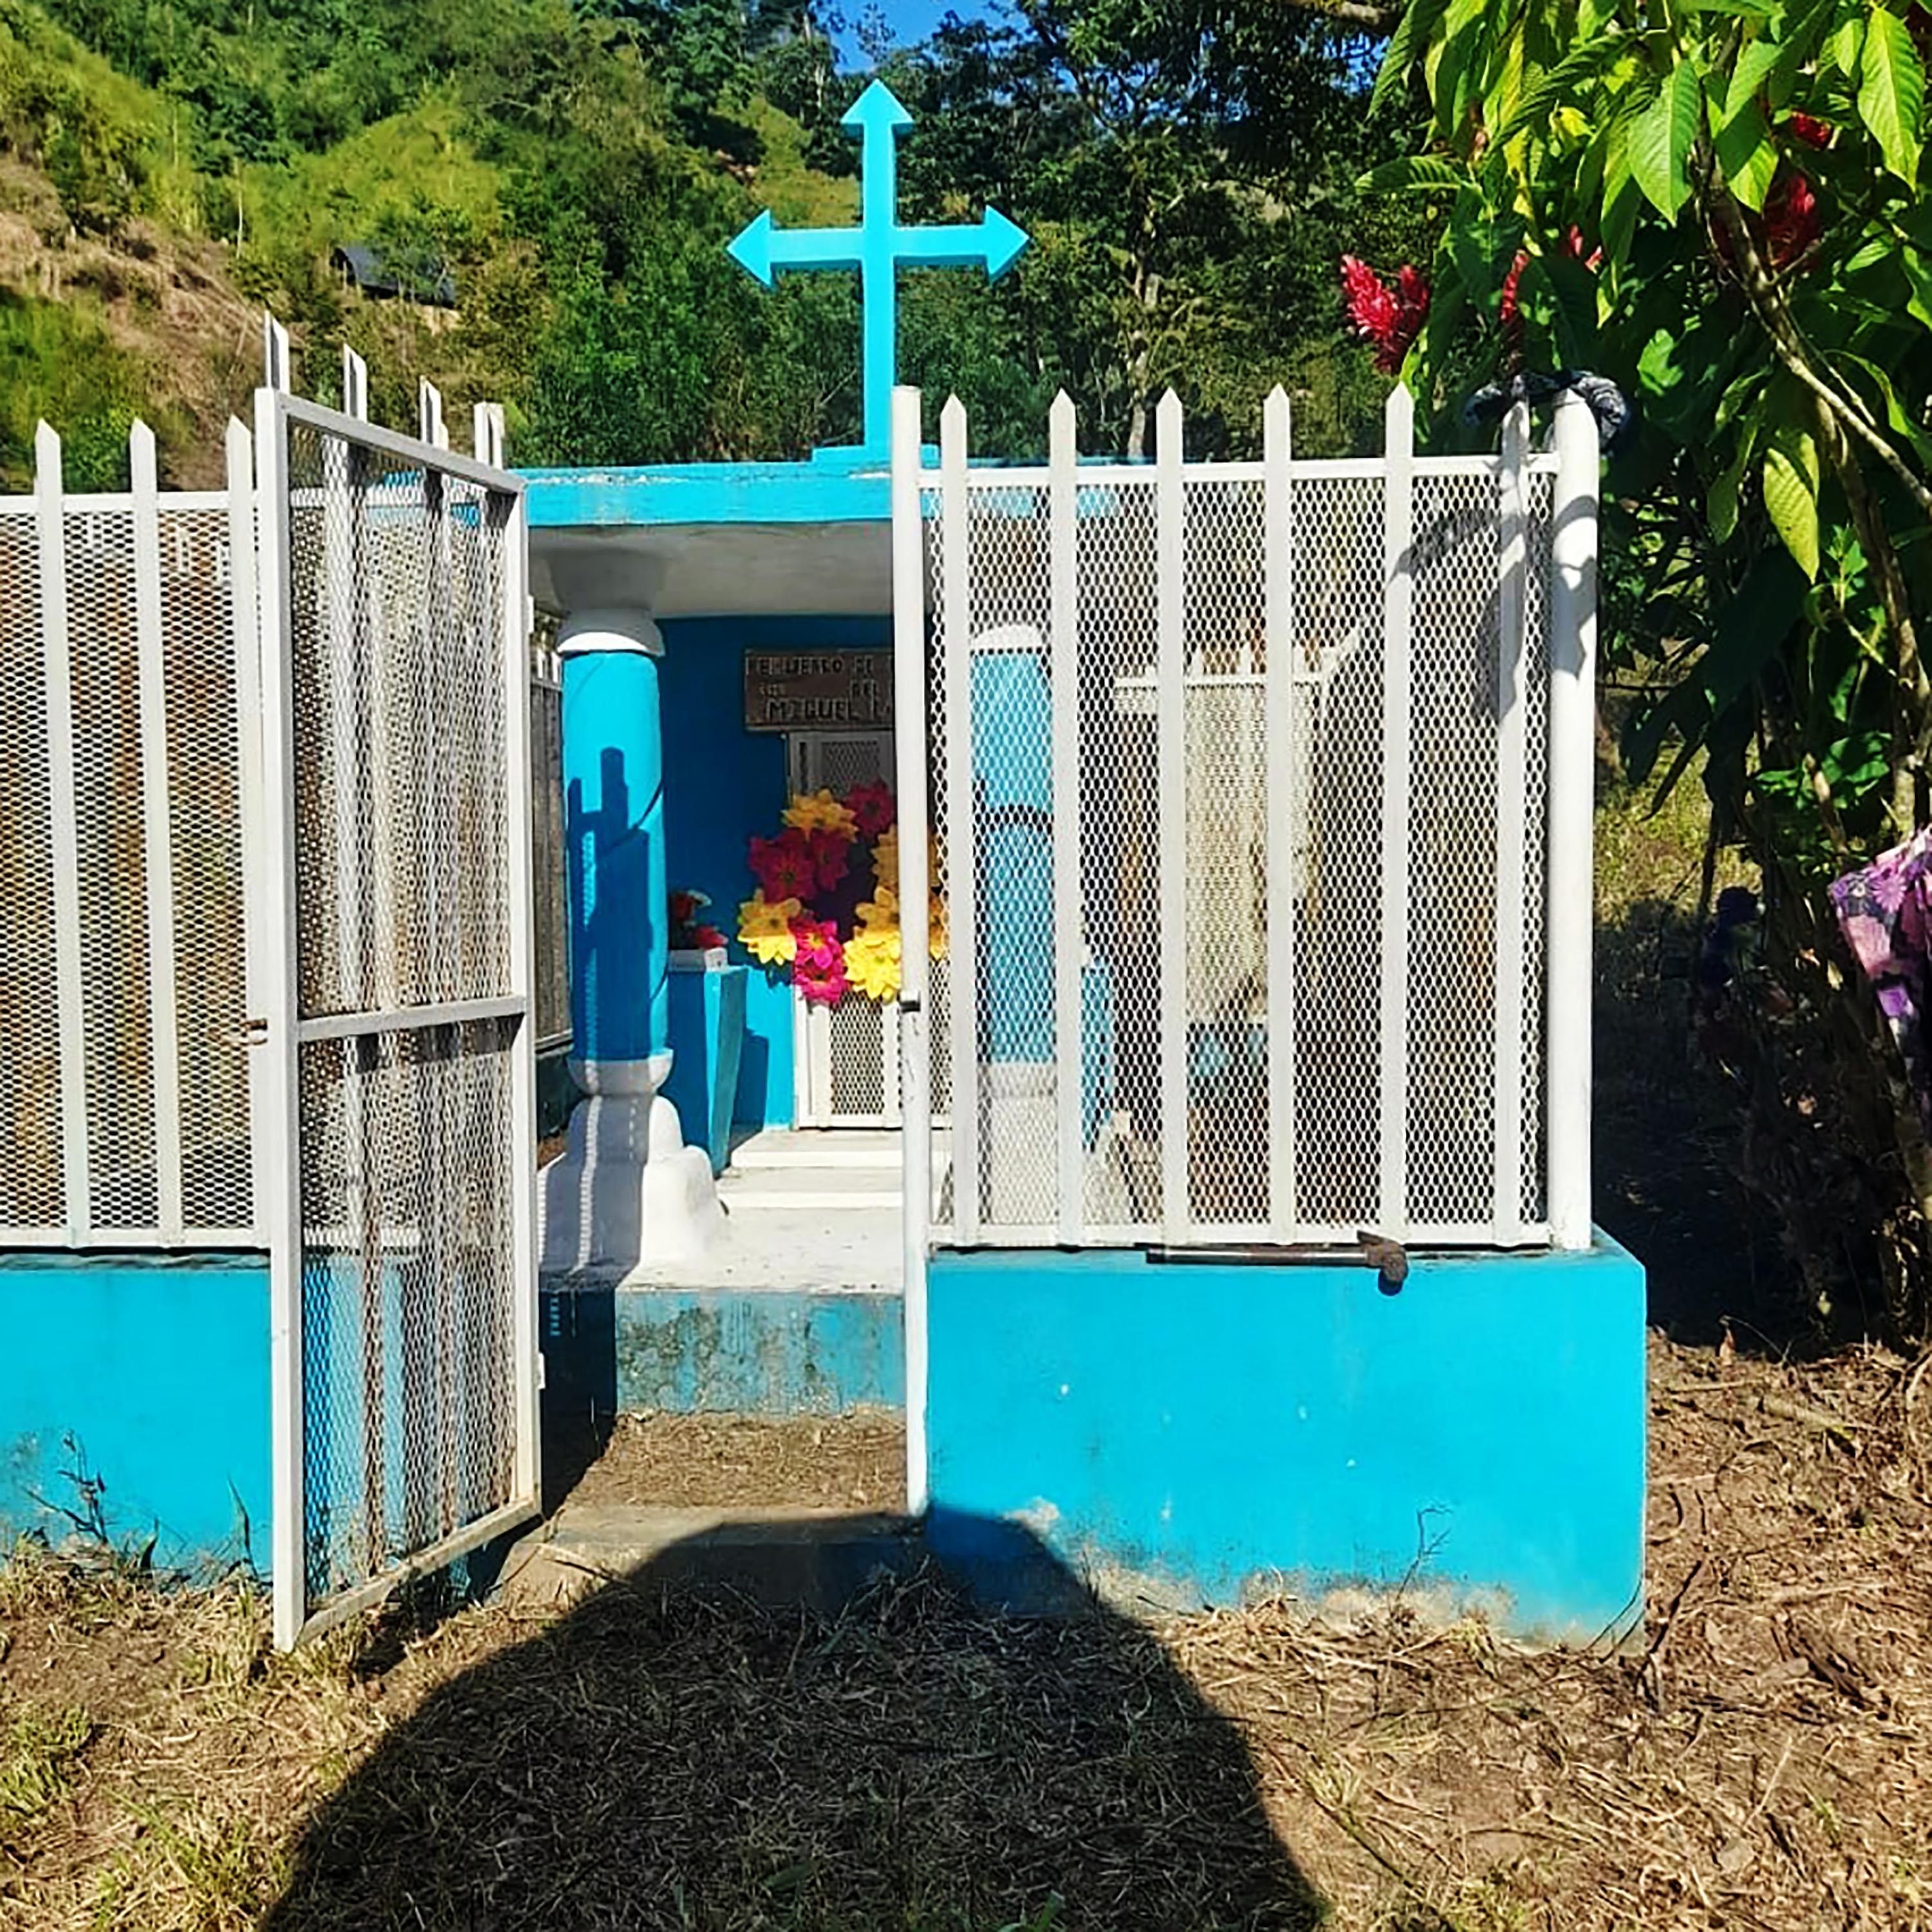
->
[1785,113,1832,149]
[1341,256,1430,372]
[1767,171,1820,270]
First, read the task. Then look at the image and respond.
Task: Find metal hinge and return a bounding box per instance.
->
[216,1018,270,1048]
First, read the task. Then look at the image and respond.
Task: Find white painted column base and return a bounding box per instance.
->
[538,1057,724,1275]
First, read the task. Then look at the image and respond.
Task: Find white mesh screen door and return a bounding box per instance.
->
[255,390,541,1649]
[792,730,901,1126]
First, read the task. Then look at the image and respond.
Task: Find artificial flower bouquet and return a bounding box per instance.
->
[668,888,728,965]
[736,782,945,1007]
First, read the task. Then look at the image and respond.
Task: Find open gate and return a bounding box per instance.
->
[255,388,540,1648]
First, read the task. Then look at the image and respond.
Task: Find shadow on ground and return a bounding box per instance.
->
[261,1521,1325,1931]
[1595,893,1806,1351]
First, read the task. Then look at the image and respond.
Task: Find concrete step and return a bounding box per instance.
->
[494,1501,917,1614]
[720,1161,902,1214]
[728,1129,903,1173]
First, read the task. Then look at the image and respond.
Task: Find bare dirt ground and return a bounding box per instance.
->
[4,1336,1930,1930]
[558,1408,907,1513]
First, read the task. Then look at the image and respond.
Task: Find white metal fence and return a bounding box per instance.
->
[892,383,1598,1260]
[0,423,263,1248]
[0,406,570,1254]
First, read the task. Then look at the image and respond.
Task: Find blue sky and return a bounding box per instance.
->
[830,1,1003,66]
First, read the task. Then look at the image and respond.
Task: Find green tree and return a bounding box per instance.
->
[1370,0,1932,1334]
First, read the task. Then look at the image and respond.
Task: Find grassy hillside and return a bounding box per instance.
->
[0,0,1406,480]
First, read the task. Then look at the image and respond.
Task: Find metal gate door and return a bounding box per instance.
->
[256,390,540,1648]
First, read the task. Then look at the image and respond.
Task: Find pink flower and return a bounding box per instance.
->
[791,917,841,972]
[846,779,896,839]
[749,828,817,903]
[808,828,852,895]
[791,925,849,1006]
[1341,256,1430,374]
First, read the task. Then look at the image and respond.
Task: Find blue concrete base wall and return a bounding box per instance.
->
[925,1238,1647,1642]
[542,1285,904,1423]
[0,1254,270,1574]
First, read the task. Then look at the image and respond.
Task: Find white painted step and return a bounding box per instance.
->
[728,1129,902,1173]
[721,1164,899,1215]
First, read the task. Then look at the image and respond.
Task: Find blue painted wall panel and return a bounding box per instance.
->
[583,1291,900,1414]
[0,1254,270,1572]
[925,1240,1647,1640]
[657,614,894,1129]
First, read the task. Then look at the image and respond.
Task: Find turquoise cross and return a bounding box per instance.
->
[727,80,1030,459]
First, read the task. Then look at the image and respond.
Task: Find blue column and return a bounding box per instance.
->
[559,609,668,1080]
[971,641,1055,1065]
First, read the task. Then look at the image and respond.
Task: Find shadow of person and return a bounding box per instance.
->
[263,1517,1325,1930]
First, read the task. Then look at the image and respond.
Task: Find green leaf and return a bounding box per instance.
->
[1543,249,1602,363]
[1624,677,1712,786]
[1714,35,1783,116]
[1763,435,1821,580]
[1701,548,1809,708]
[1820,730,1889,793]
[1900,242,1932,328]
[1828,14,1863,76]
[1859,7,1925,187]
[1831,350,1932,469]
[1356,156,1466,194]
[1372,0,1453,112]
[1714,96,1778,207]
[1709,467,1741,543]
[1631,59,1702,219]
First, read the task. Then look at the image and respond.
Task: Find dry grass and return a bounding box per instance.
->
[3,1343,1931,1929]
[562,1408,906,1513]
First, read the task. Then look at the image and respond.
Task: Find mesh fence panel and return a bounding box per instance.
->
[162,506,254,1231]
[1184,480,1268,1229]
[284,419,524,1620]
[0,514,60,1229]
[1520,471,1555,1229]
[828,996,888,1118]
[0,490,254,1241]
[924,451,1559,1247]
[1079,481,1159,1229]
[68,510,158,1229]
[965,486,1057,1230]
[297,1019,518,1604]
[1292,474,1387,1231]
[286,428,512,1021]
[1406,473,1501,1226]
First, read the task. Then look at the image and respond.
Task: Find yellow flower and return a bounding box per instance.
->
[844,925,902,1002]
[737,892,802,966]
[856,884,900,933]
[782,789,858,838]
